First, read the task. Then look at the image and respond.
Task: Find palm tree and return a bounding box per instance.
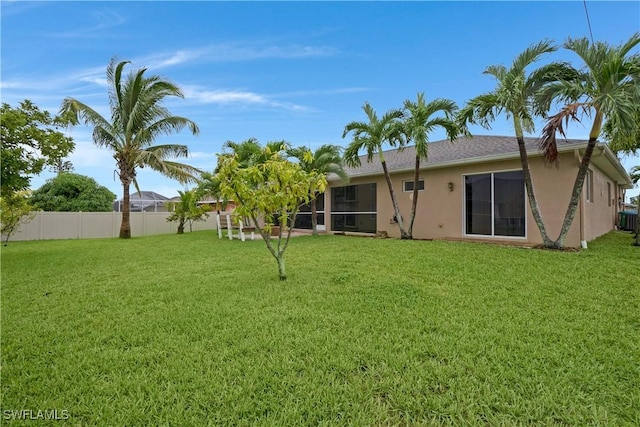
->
[343,102,406,238]
[457,39,573,247]
[165,189,209,234]
[197,171,226,212]
[402,93,460,238]
[219,138,289,169]
[60,58,200,238]
[287,144,349,235]
[537,33,640,248]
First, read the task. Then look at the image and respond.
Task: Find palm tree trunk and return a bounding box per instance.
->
[515,135,553,247]
[177,219,185,234]
[407,155,420,239]
[311,197,318,236]
[552,136,598,249]
[381,160,408,239]
[120,182,132,239]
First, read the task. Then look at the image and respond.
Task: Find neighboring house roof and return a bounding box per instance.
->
[112,191,171,211]
[333,135,633,188]
[125,191,170,202]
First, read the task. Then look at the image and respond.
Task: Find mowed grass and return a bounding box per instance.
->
[1,231,639,426]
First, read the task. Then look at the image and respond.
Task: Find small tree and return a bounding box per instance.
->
[30,173,116,212]
[1,191,35,246]
[165,189,210,234]
[287,144,348,236]
[216,146,326,280]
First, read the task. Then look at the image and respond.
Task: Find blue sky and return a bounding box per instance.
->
[2,1,639,201]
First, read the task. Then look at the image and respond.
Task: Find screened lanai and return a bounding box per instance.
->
[112,191,170,213]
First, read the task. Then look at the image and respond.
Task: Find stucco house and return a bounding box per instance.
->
[319,135,633,248]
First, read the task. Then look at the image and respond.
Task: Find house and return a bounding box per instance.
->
[113,191,170,212]
[195,195,237,214]
[322,135,633,248]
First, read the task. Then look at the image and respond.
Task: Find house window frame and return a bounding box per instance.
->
[462,169,527,239]
[585,169,594,203]
[403,179,425,192]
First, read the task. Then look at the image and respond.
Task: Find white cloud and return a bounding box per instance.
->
[46,9,127,39]
[138,41,338,70]
[184,87,267,105]
[182,86,310,112]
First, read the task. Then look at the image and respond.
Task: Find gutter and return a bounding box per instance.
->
[329,142,589,182]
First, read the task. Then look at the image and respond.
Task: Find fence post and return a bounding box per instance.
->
[216,214,222,239]
[78,211,82,239]
[39,211,44,241]
[226,214,233,240]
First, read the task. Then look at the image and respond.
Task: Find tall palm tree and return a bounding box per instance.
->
[537,33,640,248]
[287,144,349,235]
[60,58,200,238]
[458,39,576,247]
[343,102,406,238]
[402,93,460,238]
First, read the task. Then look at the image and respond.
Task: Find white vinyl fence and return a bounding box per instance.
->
[4,211,217,242]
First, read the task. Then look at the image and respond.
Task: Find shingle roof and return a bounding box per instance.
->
[339,134,588,179]
[125,191,170,201]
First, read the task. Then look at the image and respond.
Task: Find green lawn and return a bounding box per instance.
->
[1,231,638,426]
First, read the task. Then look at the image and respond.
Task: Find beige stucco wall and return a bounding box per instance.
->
[325,151,621,248]
[582,163,618,241]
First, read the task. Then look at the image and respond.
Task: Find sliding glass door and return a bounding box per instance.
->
[465,171,525,237]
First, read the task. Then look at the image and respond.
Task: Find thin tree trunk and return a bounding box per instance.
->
[244,199,289,280]
[515,134,553,247]
[407,155,420,239]
[276,255,286,280]
[120,182,132,239]
[381,160,408,239]
[311,197,318,236]
[552,136,598,249]
[263,225,288,280]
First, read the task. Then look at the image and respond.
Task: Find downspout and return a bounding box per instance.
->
[574,149,587,249]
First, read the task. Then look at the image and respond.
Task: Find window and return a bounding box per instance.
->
[607,182,612,207]
[331,183,377,233]
[585,170,594,202]
[403,179,425,192]
[465,171,525,237]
